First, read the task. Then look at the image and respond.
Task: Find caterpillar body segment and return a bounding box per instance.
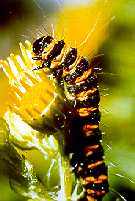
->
[32,36,109,201]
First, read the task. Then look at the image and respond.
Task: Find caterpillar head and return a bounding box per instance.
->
[32,35,54,70]
[33,36,53,55]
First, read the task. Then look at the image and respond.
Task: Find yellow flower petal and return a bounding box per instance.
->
[0,41,54,123]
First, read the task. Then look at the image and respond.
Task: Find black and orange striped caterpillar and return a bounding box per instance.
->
[32,35,109,201]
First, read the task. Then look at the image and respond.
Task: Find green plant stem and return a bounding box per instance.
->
[58,154,73,201]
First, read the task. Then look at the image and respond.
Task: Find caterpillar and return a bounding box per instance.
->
[32,35,109,201]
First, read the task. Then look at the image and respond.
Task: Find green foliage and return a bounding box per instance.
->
[0,111,75,201]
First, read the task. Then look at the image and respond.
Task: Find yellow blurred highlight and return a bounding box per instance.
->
[0,71,13,117]
[55,0,114,58]
[0,41,54,123]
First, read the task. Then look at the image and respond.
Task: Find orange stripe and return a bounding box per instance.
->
[86,189,106,196]
[75,68,92,83]
[51,45,68,69]
[77,107,97,117]
[76,88,97,101]
[84,144,99,157]
[81,175,107,185]
[88,160,104,169]
[83,124,98,136]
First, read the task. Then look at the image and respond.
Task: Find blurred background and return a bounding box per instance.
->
[0,0,135,201]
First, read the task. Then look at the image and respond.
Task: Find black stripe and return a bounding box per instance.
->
[52,48,77,79]
[60,48,77,69]
[86,163,108,178]
[78,163,108,179]
[82,128,102,145]
[47,40,65,60]
[64,57,89,83]
[85,180,109,192]
[71,155,107,179]
[84,144,104,163]
[53,67,63,79]
[66,74,97,94]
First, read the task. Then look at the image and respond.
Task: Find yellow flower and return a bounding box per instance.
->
[0,40,54,124]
